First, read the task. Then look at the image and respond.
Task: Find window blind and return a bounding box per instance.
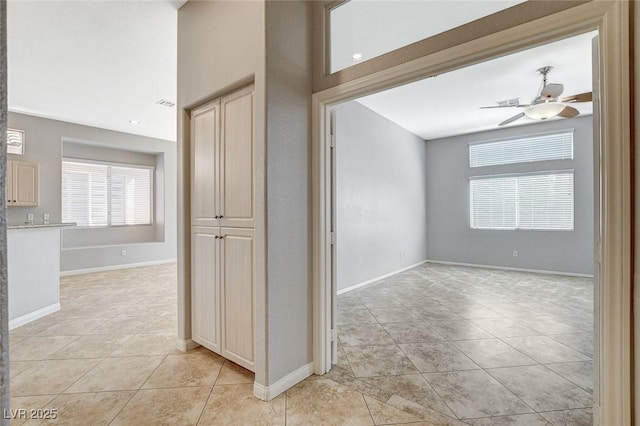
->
[470,171,574,231]
[469,130,573,168]
[110,166,152,226]
[7,128,25,155]
[62,160,153,227]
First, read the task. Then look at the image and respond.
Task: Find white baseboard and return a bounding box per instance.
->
[9,303,60,330]
[337,260,428,295]
[176,338,200,352]
[426,259,594,278]
[60,259,177,276]
[253,362,314,401]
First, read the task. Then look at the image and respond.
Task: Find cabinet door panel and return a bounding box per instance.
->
[13,161,38,207]
[191,102,220,227]
[191,227,221,353]
[220,86,254,228]
[220,227,254,371]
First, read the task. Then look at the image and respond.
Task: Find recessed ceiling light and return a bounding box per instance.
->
[352,53,362,61]
[129,120,140,125]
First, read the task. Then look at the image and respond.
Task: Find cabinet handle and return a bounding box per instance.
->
[219,236,224,239]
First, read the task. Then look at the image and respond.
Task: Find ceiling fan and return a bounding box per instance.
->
[481,66,592,126]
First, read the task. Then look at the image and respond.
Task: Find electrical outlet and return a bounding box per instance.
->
[43,213,50,221]
[513,250,518,257]
[27,213,34,222]
[121,249,127,256]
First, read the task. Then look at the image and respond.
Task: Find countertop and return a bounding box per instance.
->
[8,222,77,230]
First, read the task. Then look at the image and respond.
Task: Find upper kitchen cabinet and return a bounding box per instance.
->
[7,160,39,207]
[191,84,254,229]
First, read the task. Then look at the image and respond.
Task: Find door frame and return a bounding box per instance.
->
[311,2,632,425]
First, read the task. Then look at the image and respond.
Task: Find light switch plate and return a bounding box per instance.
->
[27,213,34,221]
[43,213,50,221]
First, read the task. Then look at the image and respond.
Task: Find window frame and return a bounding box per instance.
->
[62,157,155,228]
[469,169,575,232]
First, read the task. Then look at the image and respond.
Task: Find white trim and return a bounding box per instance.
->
[253,362,314,401]
[337,260,428,295]
[426,259,593,278]
[61,240,162,251]
[60,259,176,276]
[176,338,200,352]
[9,303,60,330]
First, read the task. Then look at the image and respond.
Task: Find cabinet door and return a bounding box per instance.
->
[12,161,38,207]
[191,226,221,353]
[220,86,254,228]
[220,227,254,371]
[191,101,220,227]
[6,161,12,205]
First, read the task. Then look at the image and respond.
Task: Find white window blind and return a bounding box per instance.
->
[469,176,516,230]
[470,172,574,231]
[469,130,573,168]
[62,160,153,227]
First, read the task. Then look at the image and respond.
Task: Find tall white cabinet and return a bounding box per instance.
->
[191,85,255,371]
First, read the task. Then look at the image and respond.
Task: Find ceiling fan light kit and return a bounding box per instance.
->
[481,65,592,126]
[524,102,566,120]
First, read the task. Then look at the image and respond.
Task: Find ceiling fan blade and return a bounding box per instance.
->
[558,106,580,119]
[480,105,529,109]
[561,92,592,103]
[499,112,525,126]
[540,83,564,100]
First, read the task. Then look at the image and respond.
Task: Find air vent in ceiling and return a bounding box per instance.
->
[496,98,521,107]
[156,99,175,107]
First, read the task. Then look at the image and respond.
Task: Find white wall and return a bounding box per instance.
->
[335,101,428,291]
[7,112,177,273]
[426,116,593,275]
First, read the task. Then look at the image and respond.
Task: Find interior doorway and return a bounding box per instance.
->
[312,2,631,425]
[326,31,597,424]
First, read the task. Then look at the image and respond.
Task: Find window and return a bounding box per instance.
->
[469,130,573,168]
[470,172,574,231]
[62,160,153,227]
[7,128,25,155]
[329,0,525,73]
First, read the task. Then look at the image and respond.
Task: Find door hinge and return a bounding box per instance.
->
[330,134,336,148]
[330,232,336,245]
[331,329,337,342]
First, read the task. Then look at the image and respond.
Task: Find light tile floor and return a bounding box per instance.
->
[8,263,593,425]
[333,263,594,426]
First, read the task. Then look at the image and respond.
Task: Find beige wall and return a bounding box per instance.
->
[177,0,314,389]
[634,4,639,423]
[264,0,313,384]
[177,0,269,384]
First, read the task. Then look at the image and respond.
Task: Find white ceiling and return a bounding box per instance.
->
[8,0,180,141]
[356,31,596,140]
